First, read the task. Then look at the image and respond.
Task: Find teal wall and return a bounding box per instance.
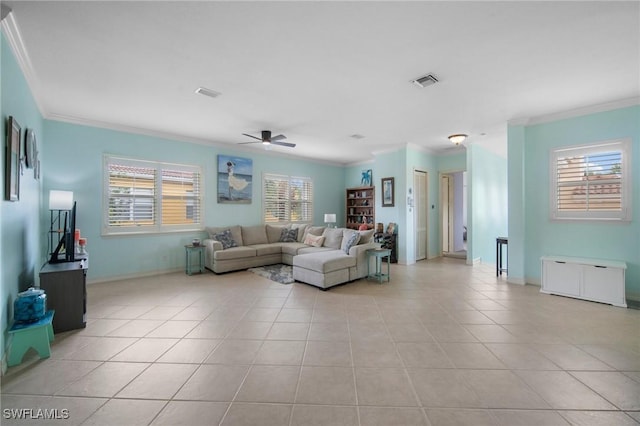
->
[519,105,640,298]
[1,34,45,368]
[44,120,345,282]
[467,144,508,264]
[507,124,527,284]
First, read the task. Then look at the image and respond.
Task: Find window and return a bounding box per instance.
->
[104,155,203,234]
[550,139,631,221]
[263,173,313,223]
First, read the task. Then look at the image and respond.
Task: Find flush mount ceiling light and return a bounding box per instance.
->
[411,74,438,88]
[195,87,221,98]
[350,134,365,140]
[448,134,468,145]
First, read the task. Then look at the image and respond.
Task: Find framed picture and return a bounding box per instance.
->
[25,129,36,169]
[5,116,21,201]
[361,169,372,186]
[217,155,253,204]
[382,177,395,207]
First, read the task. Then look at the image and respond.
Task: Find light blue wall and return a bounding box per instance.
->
[507,124,527,284]
[44,120,345,282]
[520,105,640,298]
[467,144,508,264]
[1,34,45,366]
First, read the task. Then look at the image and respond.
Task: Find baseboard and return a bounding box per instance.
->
[467,257,481,266]
[87,267,183,284]
[507,277,526,285]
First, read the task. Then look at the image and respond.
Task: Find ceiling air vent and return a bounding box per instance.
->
[195,87,221,98]
[411,74,438,88]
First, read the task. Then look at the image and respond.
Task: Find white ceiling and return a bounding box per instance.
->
[4,1,639,164]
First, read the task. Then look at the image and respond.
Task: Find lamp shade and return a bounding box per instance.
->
[49,190,74,210]
[324,213,336,223]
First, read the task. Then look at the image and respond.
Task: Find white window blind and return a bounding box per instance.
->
[263,173,313,223]
[104,156,203,234]
[550,139,631,221]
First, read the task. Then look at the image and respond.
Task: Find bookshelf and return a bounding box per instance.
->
[346,186,375,230]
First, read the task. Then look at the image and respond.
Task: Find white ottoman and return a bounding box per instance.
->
[293,251,356,289]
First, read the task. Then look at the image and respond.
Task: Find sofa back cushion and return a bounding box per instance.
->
[206,225,243,247]
[291,223,310,243]
[242,225,268,246]
[266,224,289,243]
[358,229,375,244]
[322,227,344,249]
[303,226,325,242]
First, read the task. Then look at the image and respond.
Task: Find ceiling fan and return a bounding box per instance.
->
[240,130,296,148]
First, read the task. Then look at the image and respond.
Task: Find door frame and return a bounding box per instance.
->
[413,169,428,261]
[439,169,466,258]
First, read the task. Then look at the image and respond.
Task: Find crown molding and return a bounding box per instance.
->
[1,11,47,116]
[510,96,640,127]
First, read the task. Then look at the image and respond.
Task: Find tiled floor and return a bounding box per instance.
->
[2,258,640,425]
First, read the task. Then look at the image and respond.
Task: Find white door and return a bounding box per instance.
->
[414,170,428,260]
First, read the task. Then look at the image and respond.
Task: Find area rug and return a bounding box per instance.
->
[247,264,295,284]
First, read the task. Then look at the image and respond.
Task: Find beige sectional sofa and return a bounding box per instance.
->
[203,223,376,289]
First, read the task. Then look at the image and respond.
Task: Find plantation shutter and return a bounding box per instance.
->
[551,140,630,221]
[107,163,156,227]
[290,177,313,222]
[162,168,202,226]
[263,174,290,223]
[263,174,313,223]
[104,155,203,234]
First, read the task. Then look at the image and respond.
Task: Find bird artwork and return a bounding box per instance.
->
[218,155,252,204]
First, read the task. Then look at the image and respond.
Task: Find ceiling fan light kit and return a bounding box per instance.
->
[240,130,296,148]
[448,134,468,145]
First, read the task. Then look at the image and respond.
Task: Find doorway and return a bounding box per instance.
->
[441,171,467,259]
[414,170,428,261]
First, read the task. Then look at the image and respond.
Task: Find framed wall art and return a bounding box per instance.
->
[382,177,395,207]
[217,155,253,204]
[5,116,21,201]
[25,128,36,169]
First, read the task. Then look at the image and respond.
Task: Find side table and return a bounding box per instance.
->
[185,244,205,275]
[366,248,392,283]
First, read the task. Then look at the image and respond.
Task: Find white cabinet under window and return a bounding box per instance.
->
[541,256,626,308]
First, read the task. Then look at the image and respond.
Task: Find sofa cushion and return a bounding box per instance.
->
[279,228,298,242]
[293,251,356,273]
[341,230,361,254]
[303,225,325,241]
[358,229,375,244]
[322,227,344,249]
[280,242,309,256]
[206,225,243,247]
[266,224,289,243]
[242,225,268,246]
[303,233,325,247]
[291,223,309,242]
[250,244,283,257]
[297,246,335,255]
[212,229,238,249]
[213,246,257,260]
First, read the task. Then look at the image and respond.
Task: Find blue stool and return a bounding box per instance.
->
[7,310,55,367]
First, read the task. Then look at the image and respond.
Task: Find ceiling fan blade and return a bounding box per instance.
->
[271,141,296,148]
[242,133,262,141]
[238,141,261,145]
[271,134,287,141]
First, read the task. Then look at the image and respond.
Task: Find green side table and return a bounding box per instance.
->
[8,310,55,367]
[366,248,392,283]
[185,244,205,275]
